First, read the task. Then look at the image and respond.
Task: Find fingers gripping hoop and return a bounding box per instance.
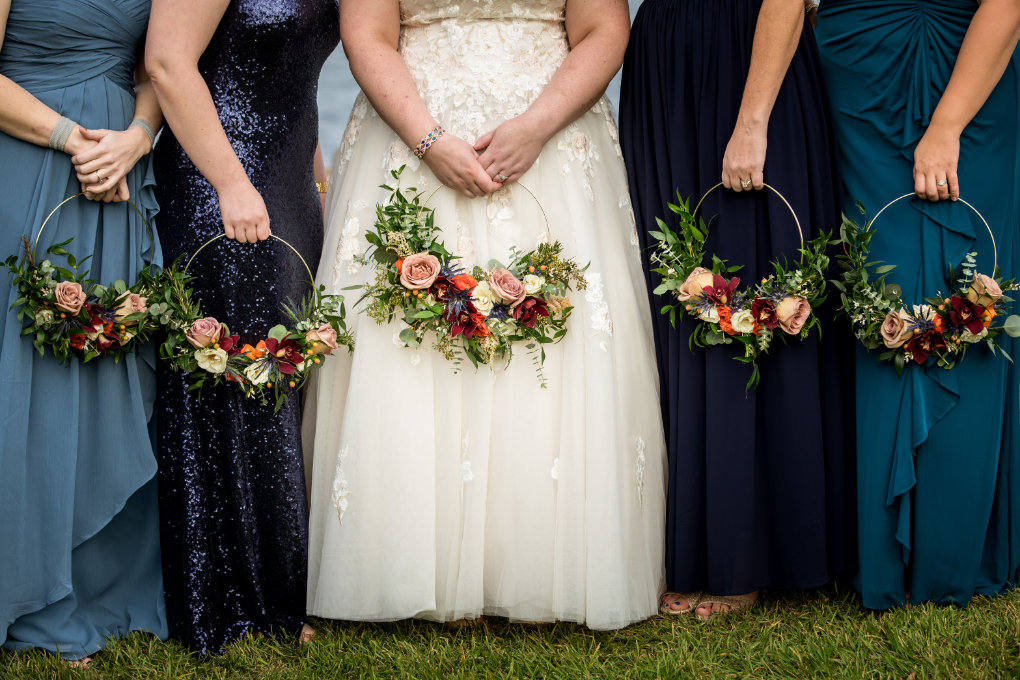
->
[869,193,997,273]
[184,233,316,286]
[33,192,156,263]
[692,182,805,251]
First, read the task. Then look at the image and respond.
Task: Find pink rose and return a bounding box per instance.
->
[676,267,716,302]
[399,252,441,290]
[966,273,1002,307]
[880,309,913,348]
[54,281,86,314]
[775,296,811,335]
[489,268,527,308]
[305,323,339,355]
[113,292,148,324]
[186,316,223,349]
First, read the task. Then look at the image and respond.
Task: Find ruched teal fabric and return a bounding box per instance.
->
[0,0,166,659]
[817,0,1020,609]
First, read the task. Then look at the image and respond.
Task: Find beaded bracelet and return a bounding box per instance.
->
[413,125,445,159]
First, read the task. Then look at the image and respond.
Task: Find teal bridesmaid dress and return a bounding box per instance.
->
[0,0,167,658]
[817,0,1020,609]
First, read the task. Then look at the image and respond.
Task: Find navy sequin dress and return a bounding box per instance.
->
[151,0,338,654]
[618,0,855,598]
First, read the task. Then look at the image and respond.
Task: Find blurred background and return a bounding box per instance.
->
[317,2,643,161]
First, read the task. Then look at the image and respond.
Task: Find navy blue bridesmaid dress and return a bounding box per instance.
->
[618,0,854,598]
[0,0,166,659]
[151,0,338,654]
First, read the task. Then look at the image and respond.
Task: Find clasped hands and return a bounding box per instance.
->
[66,124,152,203]
[424,115,547,198]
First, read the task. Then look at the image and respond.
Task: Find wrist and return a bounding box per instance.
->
[62,127,87,156]
[926,113,966,139]
[735,111,769,134]
[518,108,556,146]
[126,125,151,157]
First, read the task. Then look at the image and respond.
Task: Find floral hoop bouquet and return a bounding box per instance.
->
[158,234,353,412]
[3,194,167,362]
[357,168,587,385]
[650,183,834,388]
[836,194,1020,373]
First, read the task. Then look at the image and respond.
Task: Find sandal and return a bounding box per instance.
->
[695,592,759,620]
[659,591,704,615]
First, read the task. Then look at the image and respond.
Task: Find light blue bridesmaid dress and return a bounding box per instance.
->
[816,0,1020,609]
[0,0,167,658]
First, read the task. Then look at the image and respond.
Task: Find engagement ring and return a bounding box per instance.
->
[496,173,509,182]
[936,179,948,187]
[741,179,752,189]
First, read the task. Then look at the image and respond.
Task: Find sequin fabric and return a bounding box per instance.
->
[151,0,338,655]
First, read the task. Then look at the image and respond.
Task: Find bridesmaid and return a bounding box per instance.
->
[0,0,165,664]
[619,0,854,618]
[817,0,1020,609]
[145,0,336,654]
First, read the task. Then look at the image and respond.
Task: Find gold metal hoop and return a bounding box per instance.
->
[183,233,315,285]
[423,183,552,239]
[869,193,997,273]
[691,182,805,251]
[32,192,156,263]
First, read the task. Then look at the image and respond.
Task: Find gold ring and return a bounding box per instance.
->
[95,171,102,183]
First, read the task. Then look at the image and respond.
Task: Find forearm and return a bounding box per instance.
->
[345,39,437,149]
[314,141,327,183]
[522,14,629,144]
[0,76,69,149]
[736,0,804,129]
[148,65,250,192]
[928,0,1020,136]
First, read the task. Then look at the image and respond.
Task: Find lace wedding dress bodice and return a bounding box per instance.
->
[398,0,569,140]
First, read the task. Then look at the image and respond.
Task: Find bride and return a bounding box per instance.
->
[305,0,665,629]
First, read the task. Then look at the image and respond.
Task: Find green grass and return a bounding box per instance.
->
[2,587,1018,679]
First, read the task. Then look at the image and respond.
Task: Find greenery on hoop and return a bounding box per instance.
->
[835,202,1020,374]
[649,189,834,389]
[4,235,169,363]
[158,249,353,414]
[355,167,587,386]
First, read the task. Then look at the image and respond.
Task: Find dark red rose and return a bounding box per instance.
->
[704,274,740,306]
[947,296,986,334]
[512,296,550,328]
[905,330,947,365]
[750,297,779,330]
[265,335,304,375]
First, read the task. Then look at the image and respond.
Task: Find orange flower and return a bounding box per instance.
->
[717,305,737,336]
[69,333,87,351]
[450,273,478,292]
[933,316,945,333]
[395,258,404,273]
[472,313,491,336]
[242,340,268,360]
[983,306,997,328]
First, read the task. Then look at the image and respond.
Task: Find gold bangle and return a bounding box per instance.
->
[316,181,329,194]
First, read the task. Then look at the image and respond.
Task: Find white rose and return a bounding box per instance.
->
[699,306,720,323]
[730,309,755,334]
[960,327,989,344]
[471,280,495,316]
[244,360,272,385]
[523,274,545,295]
[195,347,228,374]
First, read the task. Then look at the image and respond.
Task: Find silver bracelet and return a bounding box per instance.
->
[48,116,76,152]
[129,118,157,151]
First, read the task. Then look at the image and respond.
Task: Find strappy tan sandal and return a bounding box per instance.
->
[659,591,704,615]
[695,593,759,620]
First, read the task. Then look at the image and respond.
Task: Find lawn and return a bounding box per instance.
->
[2,586,1018,679]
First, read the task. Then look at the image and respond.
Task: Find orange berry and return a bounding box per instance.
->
[60,313,66,319]
[213,342,220,349]
[529,266,535,273]
[314,357,321,364]
[266,382,272,388]
[288,381,296,388]
[540,265,547,271]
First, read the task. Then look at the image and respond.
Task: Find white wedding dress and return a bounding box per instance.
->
[305,0,666,629]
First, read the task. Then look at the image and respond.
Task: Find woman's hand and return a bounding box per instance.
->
[913,124,961,201]
[216,179,271,243]
[71,126,151,196]
[81,177,130,203]
[473,114,548,185]
[721,120,768,192]
[422,134,501,198]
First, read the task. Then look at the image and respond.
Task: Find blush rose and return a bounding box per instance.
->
[186,317,224,349]
[54,281,86,314]
[306,323,339,355]
[399,252,441,290]
[676,267,715,302]
[775,296,811,335]
[967,273,1002,307]
[489,268,527,308]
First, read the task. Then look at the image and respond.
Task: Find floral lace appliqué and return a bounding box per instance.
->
[332,444,351,524]
[557,125,600,201]
[584,272,613,350]
[634,436,646,506]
